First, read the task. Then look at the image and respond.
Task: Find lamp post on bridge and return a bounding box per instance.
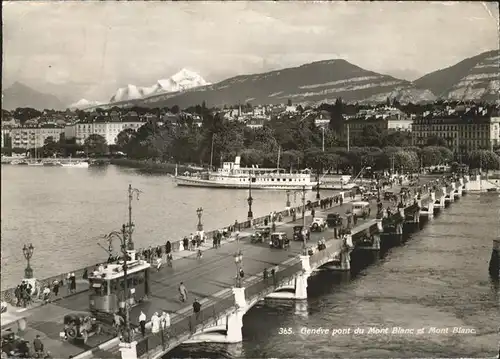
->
[301,186,307,255]
[104,225,132,343]
[316,171,321,200]
[196,207,204,231]
[22,244,35,279]
[247,178,253,221]
[126,184,142,250]
[234,250,243,288]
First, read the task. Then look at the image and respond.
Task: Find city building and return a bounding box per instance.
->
[10,124,65,149]
[411,115,500,154]
[64,118,144,145]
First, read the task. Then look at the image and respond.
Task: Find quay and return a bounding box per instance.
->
[1,174,473,359]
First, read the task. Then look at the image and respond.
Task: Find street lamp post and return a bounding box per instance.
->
[247,178,253,221]
[22,244,35,279]
[234,250,243,288]
[126,184,142,250]
[316,171,321,200]
[196,207,204,231]
[301,186,307,255]
[104,225,132,343]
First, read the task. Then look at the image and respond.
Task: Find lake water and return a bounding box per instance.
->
[0,165,322,288]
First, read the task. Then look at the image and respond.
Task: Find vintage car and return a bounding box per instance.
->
[309,217,328,232]
[362,191,377,201]
[326,213,343,227]
[292,225,310,242]
[269,232,290,249]
[64,313,102,344]
[251,227,270,244]
[351,201,370,219]
[384,191,397,201]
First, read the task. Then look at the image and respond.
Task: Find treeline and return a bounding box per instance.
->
[114,111,500,172]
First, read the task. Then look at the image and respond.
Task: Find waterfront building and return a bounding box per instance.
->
[411,114,500,154]
[64,118,145,145]
[342,111,413,140]
[10,124,65,149]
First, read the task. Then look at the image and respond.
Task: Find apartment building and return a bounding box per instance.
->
[411,115,500,153]
[10,124,65,149]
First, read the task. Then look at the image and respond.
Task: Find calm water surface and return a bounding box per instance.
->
[166,193,500,358]
[1,165,321,288]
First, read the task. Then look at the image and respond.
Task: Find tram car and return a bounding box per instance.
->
[88,250,151,315]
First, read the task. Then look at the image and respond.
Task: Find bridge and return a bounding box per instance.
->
[0,174,468,359]
[116,176,468,359]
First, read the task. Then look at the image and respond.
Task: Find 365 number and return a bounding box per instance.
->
[278,327,293,335]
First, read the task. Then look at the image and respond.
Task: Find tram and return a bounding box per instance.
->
[88,250,151,314]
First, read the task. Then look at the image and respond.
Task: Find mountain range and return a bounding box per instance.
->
[109,69,210,103]
[2,49,498,111]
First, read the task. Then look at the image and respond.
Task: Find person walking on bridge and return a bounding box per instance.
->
[192,298,201,321]
[138,311,147,337]
[179,282,188,302]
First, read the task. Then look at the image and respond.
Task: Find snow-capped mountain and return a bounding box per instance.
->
[69,98,104,110]
[109,69,209,103]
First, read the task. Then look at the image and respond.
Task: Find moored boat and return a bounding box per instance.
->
[174,156,314,190]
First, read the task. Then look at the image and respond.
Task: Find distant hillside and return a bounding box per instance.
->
[2,82,64,110]
[98,59,435,110]
[414,49,499,101]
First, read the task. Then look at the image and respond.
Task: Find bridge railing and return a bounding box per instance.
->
[135,260,304,358]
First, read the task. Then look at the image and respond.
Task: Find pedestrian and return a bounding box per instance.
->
[160,311,171,337]
[138,311,147,337]
[156,256,162,271]
[82,268,88,280]
[42,286,51,304]
[197,248,203,259]
[183,237,189,251]
[167,252,173,267]
[66,273,71,294]
[53,280,60,297]
[33,335,44,356]
[263,268,268,281]
[70,273,76,294]
[192,299,201,321]
[179,282,188,302]
[151,312,161,334]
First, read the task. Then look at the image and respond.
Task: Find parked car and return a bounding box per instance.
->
[269,232,290,249]
[310,217,328,232]
[326,213,343,227]
[293,225,310,241]
[351,201,370,219]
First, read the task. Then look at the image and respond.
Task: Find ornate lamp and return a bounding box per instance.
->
[22,243,35,279]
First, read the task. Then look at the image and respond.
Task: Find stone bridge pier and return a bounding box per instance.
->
[434,189,446,209]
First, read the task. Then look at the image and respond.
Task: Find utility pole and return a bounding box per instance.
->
[126,184,142,250]
[322,127,325,152]
[301,186,307,254]
[347,123,350,152]
[121,224,131,343]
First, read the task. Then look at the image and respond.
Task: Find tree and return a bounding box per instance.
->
[426,135,447,147]
[171,105,180,114]
[420,146,443,167]
[467,150,500,171]
[115,128,137,152]
[84,134,108,156]
[42,136,58,157]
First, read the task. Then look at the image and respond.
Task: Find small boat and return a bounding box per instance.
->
[11,160,28,165]
[42,160,62,167]
[27,160,44,166]
[61,161,89,168]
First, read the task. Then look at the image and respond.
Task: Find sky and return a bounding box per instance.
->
[2,1,499,105]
